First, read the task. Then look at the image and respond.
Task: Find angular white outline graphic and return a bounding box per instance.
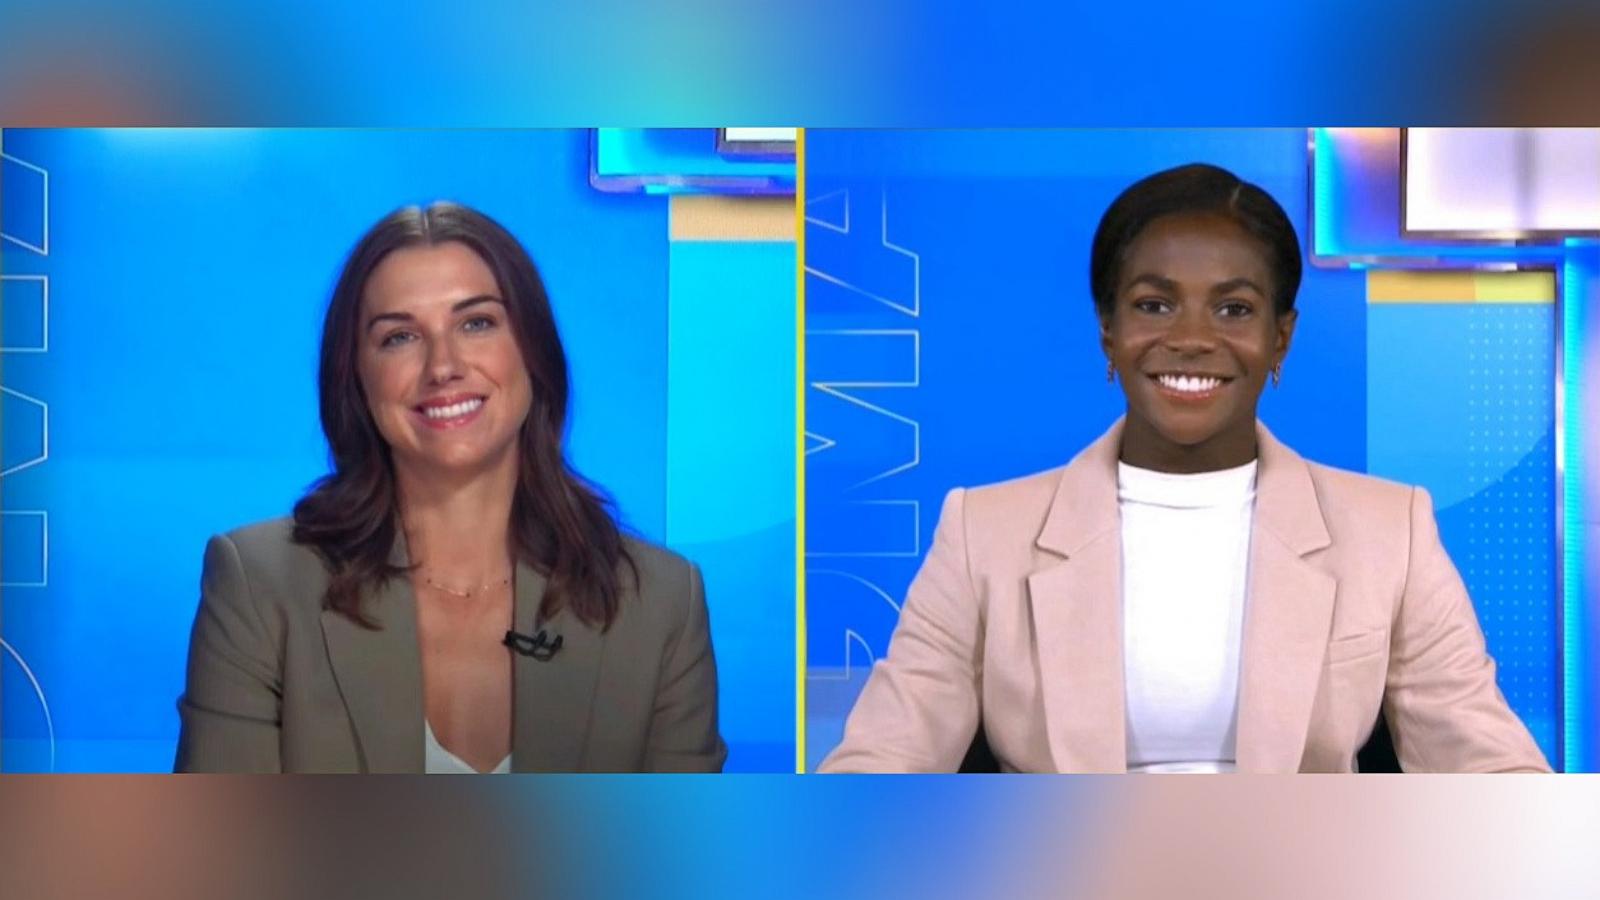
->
[804,189,851,234]
[0,152,50,256]
[0,386,49,477]
[804,191,921,318]
[803,569,903,681]
[806,386,920,487]
[804,432,838,454]
[0,637,57,772]
[1,275,49,353]
[0,509,48,587]
[804,329,921,389]
[805,330,922,483]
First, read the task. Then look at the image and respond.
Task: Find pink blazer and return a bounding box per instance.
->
[820,420,1550,773]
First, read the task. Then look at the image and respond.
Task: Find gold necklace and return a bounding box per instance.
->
[420,572,512,599]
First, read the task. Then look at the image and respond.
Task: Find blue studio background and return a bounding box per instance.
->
[804,129,1566,770]
[0,129,795,772]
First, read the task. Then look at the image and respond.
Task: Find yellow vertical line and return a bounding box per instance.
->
[794,128,808,774]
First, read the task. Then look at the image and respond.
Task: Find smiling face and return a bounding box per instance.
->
[356,240,534,483]
[1100,211,1297,473]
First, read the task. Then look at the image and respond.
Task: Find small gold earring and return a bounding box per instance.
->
[1106,360,1116,383]
[1271,364,1282,387]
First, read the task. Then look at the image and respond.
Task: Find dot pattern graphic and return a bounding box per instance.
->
[1370,296,1558,761]
[1449,305,1557,753]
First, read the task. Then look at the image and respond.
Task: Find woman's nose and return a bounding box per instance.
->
[1162,307,1218,352]
[425,336,464,383]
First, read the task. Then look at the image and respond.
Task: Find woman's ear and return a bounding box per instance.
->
[1274,307,1299,363]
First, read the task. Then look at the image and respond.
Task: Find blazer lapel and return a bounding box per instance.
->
[1028,423,1127,773]
[510,563,605,772]
[320,534,424,773]
[1234,425,1337,773]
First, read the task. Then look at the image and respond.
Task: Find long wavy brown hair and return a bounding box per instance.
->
[292,202,634,631]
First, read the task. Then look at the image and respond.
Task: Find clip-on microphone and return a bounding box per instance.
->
[503,628,563,661]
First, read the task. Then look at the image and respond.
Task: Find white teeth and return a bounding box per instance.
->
[422,398,484,420]
[1157,374,1222,393]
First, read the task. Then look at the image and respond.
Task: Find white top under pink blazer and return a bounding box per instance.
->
[1118,459,1256,773]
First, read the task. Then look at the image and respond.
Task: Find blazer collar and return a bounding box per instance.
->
[320,534,424,774]
[1028,417,1337,773]
[1028,420,1126,772]
[1034,420,1122,560]
[1251,423,1333,557]
[1234,424,1337,772]
[320,530,605,773]
[509,562,604,773]
[1035,419,1332,559]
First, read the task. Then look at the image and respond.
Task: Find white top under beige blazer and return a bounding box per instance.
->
[820,419,1550,773]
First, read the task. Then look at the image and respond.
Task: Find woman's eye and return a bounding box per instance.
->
[1132,297,1170,314]
[379,330,416,348]
[462,315,497,333]
[1218,300,1253,318]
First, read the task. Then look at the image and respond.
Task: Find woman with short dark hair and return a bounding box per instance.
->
[821,164,1548,773]
[177,202,725,773]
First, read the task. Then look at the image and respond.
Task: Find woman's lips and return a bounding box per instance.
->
[413,395,486,430]
[1148,373,1230,401]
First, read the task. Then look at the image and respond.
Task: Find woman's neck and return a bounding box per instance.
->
[1118,416,1259,475]
[395,456,519,581]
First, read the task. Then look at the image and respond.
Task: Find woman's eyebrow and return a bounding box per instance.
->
[365,296,504,333]
[451,295,504,313]
[1210,277,1265,297]
[1124,273,1179,293]
[365,311,414,333]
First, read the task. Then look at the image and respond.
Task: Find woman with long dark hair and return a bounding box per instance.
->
[821,164,1548,773]
[177,202,724,773]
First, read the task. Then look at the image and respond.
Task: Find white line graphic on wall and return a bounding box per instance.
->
[804,189,921,317]
[804,570,903,681]
[0,387,49,477]
[0,510,48,588]
[1,638,56,772]
[1,152,50,256]
[1,274,50,353]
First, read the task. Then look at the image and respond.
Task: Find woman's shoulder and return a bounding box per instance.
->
[619,534,696,588]
[1291,458,1433,549]
[613,535,705,637]
[963,465,1068,507]
[204,516,331,610]
[1264,423,1420,513]
[214,516,322,567]
[1299,458,1419,509]
[957,465,1072,531]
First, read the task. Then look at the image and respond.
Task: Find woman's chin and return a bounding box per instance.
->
[1151,423,1226,449]
[395,444,510,480]
[1129,408,1225,448]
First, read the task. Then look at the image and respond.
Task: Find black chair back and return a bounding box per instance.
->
[957,712,1403,773]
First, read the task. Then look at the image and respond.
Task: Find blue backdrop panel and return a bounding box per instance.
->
[666,240,797,773]
[1368,302,1558,759]
[803,129,1556,769]
[0,128,793,771]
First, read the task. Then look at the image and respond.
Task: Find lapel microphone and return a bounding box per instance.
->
[503,629,563,661]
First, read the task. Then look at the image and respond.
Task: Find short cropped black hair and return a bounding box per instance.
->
[1089,163,1302,319]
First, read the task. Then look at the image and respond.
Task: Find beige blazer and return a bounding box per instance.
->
[821,420,1550,773]
[175,519,725,773]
